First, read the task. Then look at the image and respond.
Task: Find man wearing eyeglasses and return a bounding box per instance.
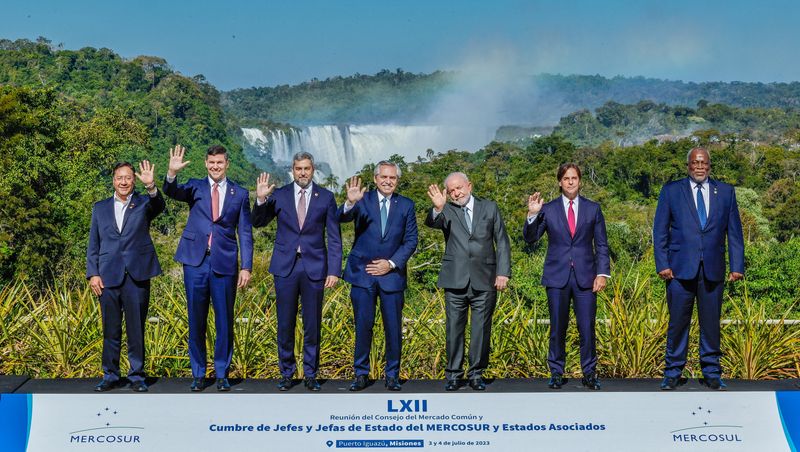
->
[653,147,744,391]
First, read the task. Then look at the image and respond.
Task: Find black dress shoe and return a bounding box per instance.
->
[385,377,402,391]
[94,379,119,392]
[469,377,486,391]
[581,373,601,390]
[548,374,564,389]
[304,377,321,391]
[444,379,460,391]
[130,381,148,392]
[660,377,678,390]
[277,376,293,391]
[190,377,205,392]
[349,375,368,392]
[216,378,231,392]
[703,377,727,391]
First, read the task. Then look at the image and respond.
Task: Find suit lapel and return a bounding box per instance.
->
[449,201,469,235]
[285,183,300,231]
[105,197,121,234]
[552,197,571,240]
[366,191,383,236]
[706,179,718,227]
[119,193,138,233]
[680,177,702,230]
[385,194,401,238]
[469,197,483,237]
[217,181,235,221]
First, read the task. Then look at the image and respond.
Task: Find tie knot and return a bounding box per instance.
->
[569,200,574,206]
[696,183,703,190]
[299,189,305,196]
[213,183,219,189]
[381,197,387,205]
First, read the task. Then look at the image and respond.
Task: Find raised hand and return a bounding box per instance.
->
[136,160,155,188]
[256,172,276,202]
[427,184,447,211]
[527,192,544,216]
[168,145,191,177]
[346,176,367,205]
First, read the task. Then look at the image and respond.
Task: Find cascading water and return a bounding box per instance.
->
[241,124,494,180]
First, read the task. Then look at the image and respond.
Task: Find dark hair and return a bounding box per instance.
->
[112,161,134,176]
[207,145,228,160]
[557,163,582,181]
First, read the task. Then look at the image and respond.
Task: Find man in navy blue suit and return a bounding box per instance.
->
[252,152,342,391]
[523,163,610,390]
[338,161,418,391]
[163,144,253,392]
[654,147,744,391]
[87,161,164,393]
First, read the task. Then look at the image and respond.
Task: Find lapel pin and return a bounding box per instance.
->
[129,203,135,209]
[314,192,319,197]
[713,187,718,195]
[230,188,235,195]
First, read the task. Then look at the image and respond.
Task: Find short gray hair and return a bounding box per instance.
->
[687,147,710,163]
[293,151,315,166]
[374,160,401,178]
[443,172,469,187]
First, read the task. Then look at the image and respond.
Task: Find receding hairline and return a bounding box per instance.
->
[687,147,710,163]
[443,172,469,187]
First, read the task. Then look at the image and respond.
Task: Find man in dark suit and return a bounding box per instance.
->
[425,172,511,391]
[523,163,610,390]
[87,161,164,393]
[339,161,418,392]
[653,147,744,391]
[252,152,342,392]
[163,145,253,392]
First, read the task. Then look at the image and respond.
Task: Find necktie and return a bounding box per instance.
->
[568,200,576,238]
[298,189,307,229]
[463,206,472,234]
[696,183,707,229]
[380,197,388,236]
[209,183,219,248]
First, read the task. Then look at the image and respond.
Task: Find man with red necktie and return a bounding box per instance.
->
[523,163,610,390]
[163,145,253,392]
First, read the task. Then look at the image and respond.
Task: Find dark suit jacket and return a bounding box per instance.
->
[338,191,418,292]
[163,177,254,275]
[522,195,610,289]
[252,182,342,280]
[653,177,745,282]
[424,197,511,291]
[86,191,165,286]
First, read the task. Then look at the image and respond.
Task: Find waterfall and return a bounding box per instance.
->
[241,124,494,179]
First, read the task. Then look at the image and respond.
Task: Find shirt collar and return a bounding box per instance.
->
[561,194,578,208]
[690,177,709,188]
[378,192,392,203]
[294,181,312,194]
[114,192,133,206]
[463,195,475,212]
[208,176,228,188]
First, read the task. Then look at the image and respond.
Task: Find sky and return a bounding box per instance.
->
[2,0,799,91]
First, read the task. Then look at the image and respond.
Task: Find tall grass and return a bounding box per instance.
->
[1,267,798,380]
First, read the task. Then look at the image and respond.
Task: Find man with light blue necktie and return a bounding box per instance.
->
[338,161,418,392]
[653,147,745,391]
